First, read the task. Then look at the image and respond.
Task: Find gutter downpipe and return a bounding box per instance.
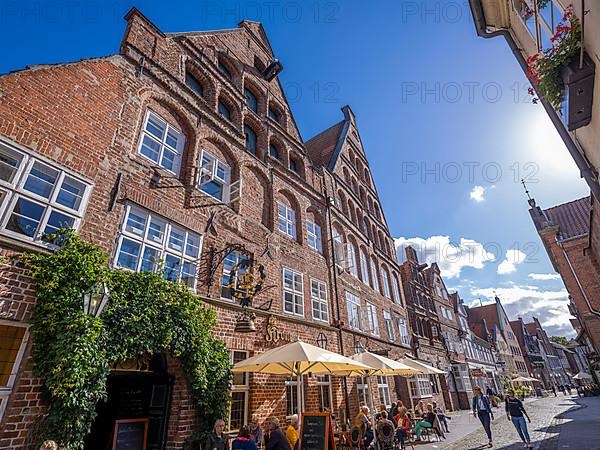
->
[469,0,600,201]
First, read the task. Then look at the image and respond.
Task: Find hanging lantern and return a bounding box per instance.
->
[82,281,110,318]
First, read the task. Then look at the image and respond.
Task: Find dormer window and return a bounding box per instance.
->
[244,125,257,155]
[185,72,203,97]
[218,61,232,80]
[244,88,258,113]
[218,100,231,121]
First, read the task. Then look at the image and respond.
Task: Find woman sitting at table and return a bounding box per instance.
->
[394,407,412,449]
[354,405,374,448]
[413,400,425,418]
[413,404,436,442]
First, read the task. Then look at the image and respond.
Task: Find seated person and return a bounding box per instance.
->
[376,411,395,448]
[413,400,425,418]
[394,407,412,448]
[414,404,437,441]
[355,405,373,448]
[432,401,449,433]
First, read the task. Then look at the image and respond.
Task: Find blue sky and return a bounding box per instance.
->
[1,0,589,336]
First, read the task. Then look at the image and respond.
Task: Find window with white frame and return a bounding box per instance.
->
[221,250,252,300]
[377,376,391,408]
[0,323,29,421]
[410,374,433,397]
[346,291,362,331]
[398,317,410,346]
[285,378,302,416]
[347,243,358,278]
[307,221,322,253]
[370,259,380,292]
[365,302,379,337]
[114,205,202,289]
[359,250,370,287]
[392,275,401,304]
[332,227,345,269]
[283,268,304,316]
[513,0,564,51]
[278,202,296,239]
[383,311,395,342]
[311,279,329,322]
[198,150,239,203]
[357,376,370,406]
[381,269,391,299]
[0,142,91,245]
[138,110,184,174]
[229,350,249,431]
[317,375,332,411]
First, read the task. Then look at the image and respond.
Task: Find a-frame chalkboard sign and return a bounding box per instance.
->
[299,412,336,450]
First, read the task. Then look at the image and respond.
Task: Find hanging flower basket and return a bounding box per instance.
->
[526,4,582,110]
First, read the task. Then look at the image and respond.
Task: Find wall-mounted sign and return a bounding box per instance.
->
[112,418,148,450]
[265,316,292,343]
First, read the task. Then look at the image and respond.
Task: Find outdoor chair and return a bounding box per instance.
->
[376,421,395,450]
[349,425,364,450]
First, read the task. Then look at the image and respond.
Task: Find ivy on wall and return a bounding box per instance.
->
[23,230,231,449]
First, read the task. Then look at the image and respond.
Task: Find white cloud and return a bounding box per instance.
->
[468,285,573,337]
[528,273,561,281]
[395,236,495,279]
[469,185,486,202]
[497,249,527,275]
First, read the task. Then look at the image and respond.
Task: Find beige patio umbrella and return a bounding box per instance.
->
[398,357,446,374]
[573,371,593,380]
[231,340,372,415]
[512,376,538,383]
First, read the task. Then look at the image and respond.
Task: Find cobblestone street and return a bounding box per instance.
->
[413,395,600,450]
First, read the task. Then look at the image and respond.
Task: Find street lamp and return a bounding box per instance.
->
[354,340,366,354]
[82,281,110,318]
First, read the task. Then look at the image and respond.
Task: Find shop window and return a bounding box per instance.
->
[138,110,184,175]
[377,376,391,408]
[317,376,332,412]
[357,376,370,406]
[229,350,249,431]
[285,378,301,416]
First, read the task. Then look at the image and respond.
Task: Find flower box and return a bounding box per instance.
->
[560,51,595,130]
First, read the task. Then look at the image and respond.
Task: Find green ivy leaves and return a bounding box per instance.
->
[25,230,231,449]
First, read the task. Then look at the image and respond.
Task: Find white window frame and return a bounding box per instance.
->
[137,109,184,175]
[113,204,203,290]
[311,279,329,323]
[381,269,391,299]
[198,149,240,204]
[283,268,304,317]
[0,321,29,421]
[229,350,249,432]
[371,259,380,292]
[397,317,410,346]
[357,376,370,406]
[384,311,395,342]
[347,243,358,278]
[392,275,401,304]
[359,250,370,287]
[0,140,92,247]
[278,202,296,239]
[317,375,333,412]
[285,377,304,417]
[307,221,322,253]
[346,291,362,331]
[377,375,391,408]
[410,374,433,398]
[366,302,380,337]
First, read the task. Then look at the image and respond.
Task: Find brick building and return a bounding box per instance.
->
[528,195,600,379]
[0,8,426,448]
[398,247,450,409]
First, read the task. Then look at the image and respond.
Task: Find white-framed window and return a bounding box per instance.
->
[365,302,379,337]
[311,279,329,323]
[114,204,202,289]
[377,376,391,408]
[0,141,91,246]
[392,275,401,304]
[0,322,29,421]
[381,269,391,299]
[221,250,252,300]
[410,374,433,398]
[278,203,296,239]
[513,0,564,51]
[357,376,370,406]
[198,150,240,203]
[332,227,345,269]
[307,221,322,253]
[359,250,370,287]
[283,268,304,316]
[398,317,410,346]
[138,110,184,174]
[229,350,249,431]
[317,375,332,411]
[384,311,395,342]
[347,243,358,278]
[285,377,303,416]
[346,291,362,331]
[370,259,380,292]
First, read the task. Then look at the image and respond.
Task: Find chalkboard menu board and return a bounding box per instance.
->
[299,413,334,450]
[112,418,148,450]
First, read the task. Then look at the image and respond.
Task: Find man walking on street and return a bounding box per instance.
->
[472,386,494,447]
[506,389,532,448]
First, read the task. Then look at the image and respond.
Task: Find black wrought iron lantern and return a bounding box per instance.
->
[82,281,110,318]
[317,332,328,350]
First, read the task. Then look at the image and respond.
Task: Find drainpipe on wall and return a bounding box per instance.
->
[468,0,600,201]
